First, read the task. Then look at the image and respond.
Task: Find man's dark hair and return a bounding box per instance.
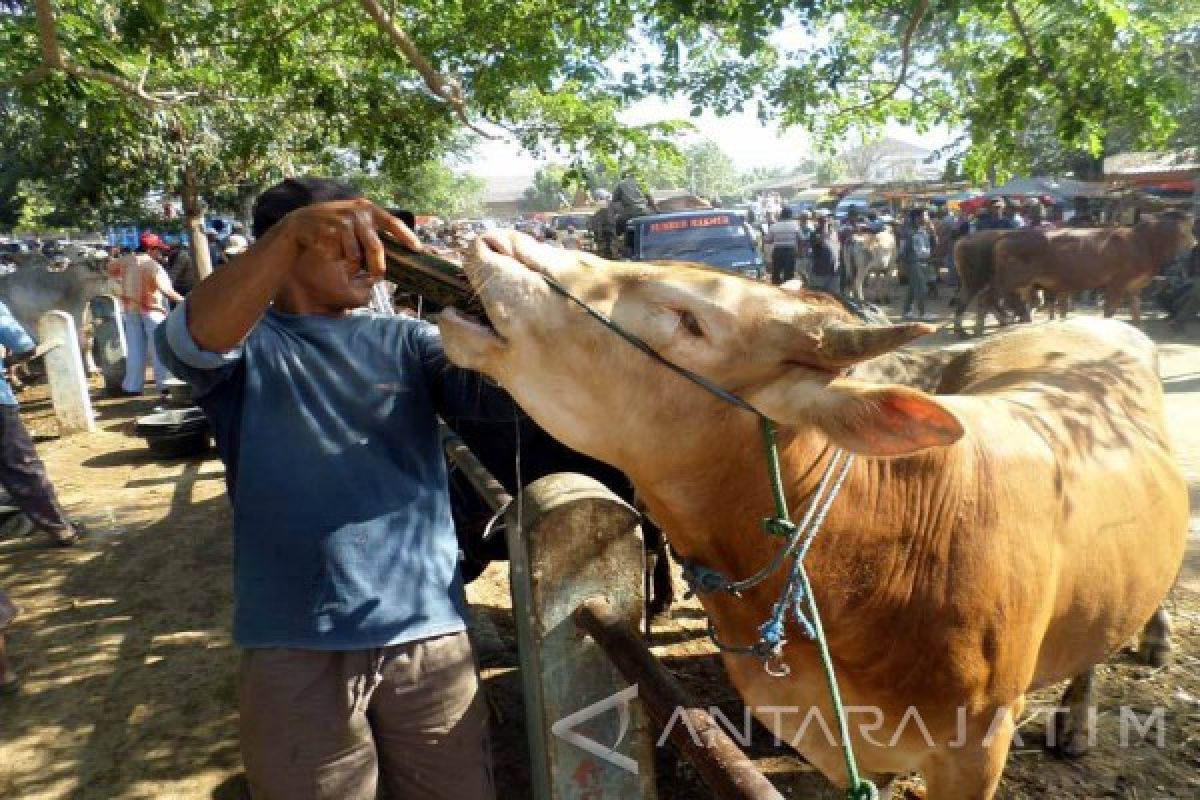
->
[252,177,363,238]
[780,207,794,220]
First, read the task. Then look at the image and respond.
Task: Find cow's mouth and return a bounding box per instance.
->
[440,304,501,341]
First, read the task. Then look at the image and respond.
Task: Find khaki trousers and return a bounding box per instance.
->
[239,631,494,800]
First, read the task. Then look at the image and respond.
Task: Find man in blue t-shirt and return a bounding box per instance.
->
[156,178,498,800]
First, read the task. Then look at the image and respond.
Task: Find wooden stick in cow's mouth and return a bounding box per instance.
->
[378,231,486,316]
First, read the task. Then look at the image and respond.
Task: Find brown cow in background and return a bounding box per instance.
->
[953,212,1194,336]
[993,211,1193,325]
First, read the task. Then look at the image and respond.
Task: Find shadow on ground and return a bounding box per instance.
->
[0,455,238,800]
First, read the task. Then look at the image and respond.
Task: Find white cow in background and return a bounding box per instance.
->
[845,227,897,304]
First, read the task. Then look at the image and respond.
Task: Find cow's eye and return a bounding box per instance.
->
[679,310,704,337]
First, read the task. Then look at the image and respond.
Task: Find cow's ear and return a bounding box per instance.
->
[749,378,964,457]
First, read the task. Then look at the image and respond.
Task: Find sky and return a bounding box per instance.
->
[468,94,955,183]
[467,20,957,184]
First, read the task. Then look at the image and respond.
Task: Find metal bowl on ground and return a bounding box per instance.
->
[163,378,194,407]
[134,407,211,459]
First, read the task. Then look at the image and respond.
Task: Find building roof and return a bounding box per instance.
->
[1104,149,1200,177]
[483,175,533,205]
[987,176,1110,199]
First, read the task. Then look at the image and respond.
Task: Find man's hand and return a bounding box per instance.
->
[271,199,420,282]
[186,199,418,354]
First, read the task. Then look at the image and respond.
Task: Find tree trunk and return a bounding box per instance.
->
[237,180,259,233]
[182,165,212,280]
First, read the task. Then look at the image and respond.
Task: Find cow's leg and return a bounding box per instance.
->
[1055,292,1070,320]
[921,703,1017,800]
[1102,288,1122,318]
[974,288,994,337]
[1013,290,1033,324]
[1051,667,1095,758]
[853,267,867,303]
[1137,606,1173,667]
[645,527,675,620]
[79,303,100,375]
[952,292,971,337]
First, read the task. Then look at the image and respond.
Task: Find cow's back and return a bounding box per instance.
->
[994,224,1173,294]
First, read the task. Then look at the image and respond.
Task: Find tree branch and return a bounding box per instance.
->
[272,0,353,43]
[1005,0,1041,67]
[828,0,931,118]
[1,0,182,106]
[1004,0,1071,96]
[356,0,498,138]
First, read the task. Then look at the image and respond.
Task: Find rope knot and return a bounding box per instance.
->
[758,617,786,648]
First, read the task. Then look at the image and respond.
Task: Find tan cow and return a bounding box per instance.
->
[991,212,1194,325]
[438,233,1187,799]
[844,227,897,304]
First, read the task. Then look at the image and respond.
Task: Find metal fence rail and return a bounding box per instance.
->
[442,429,784,799]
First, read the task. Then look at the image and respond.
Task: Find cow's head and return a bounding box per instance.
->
[1141,211,1196,264]
[439,232,963,469]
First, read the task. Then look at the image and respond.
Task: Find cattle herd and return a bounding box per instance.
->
[952,210,1195,336]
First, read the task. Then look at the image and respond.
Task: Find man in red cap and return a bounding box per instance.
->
[106,233,184,400]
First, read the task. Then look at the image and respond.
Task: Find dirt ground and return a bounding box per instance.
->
[1,299,1198,800]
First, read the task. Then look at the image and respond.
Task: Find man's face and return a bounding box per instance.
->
[284,241,377,312]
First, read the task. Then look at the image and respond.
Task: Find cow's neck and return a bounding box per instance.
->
[632,415,968,665]
[1136,219,1176,270]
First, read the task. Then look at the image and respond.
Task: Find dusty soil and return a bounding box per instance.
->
[1,299,1198,800]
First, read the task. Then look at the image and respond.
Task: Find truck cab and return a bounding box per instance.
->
[626,210,763,279]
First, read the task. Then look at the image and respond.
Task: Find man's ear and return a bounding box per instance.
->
[749,377,965,457]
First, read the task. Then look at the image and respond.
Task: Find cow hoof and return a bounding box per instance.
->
[1137,642,1172,668]
[1050,709,1091,759]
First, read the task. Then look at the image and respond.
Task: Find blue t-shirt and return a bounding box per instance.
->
[157,302,495,650]
[0,301,36,406]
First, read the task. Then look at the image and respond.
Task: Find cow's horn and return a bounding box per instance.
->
[814,321,937,367]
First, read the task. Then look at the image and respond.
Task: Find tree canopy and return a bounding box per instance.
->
[1,0,1197,231]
